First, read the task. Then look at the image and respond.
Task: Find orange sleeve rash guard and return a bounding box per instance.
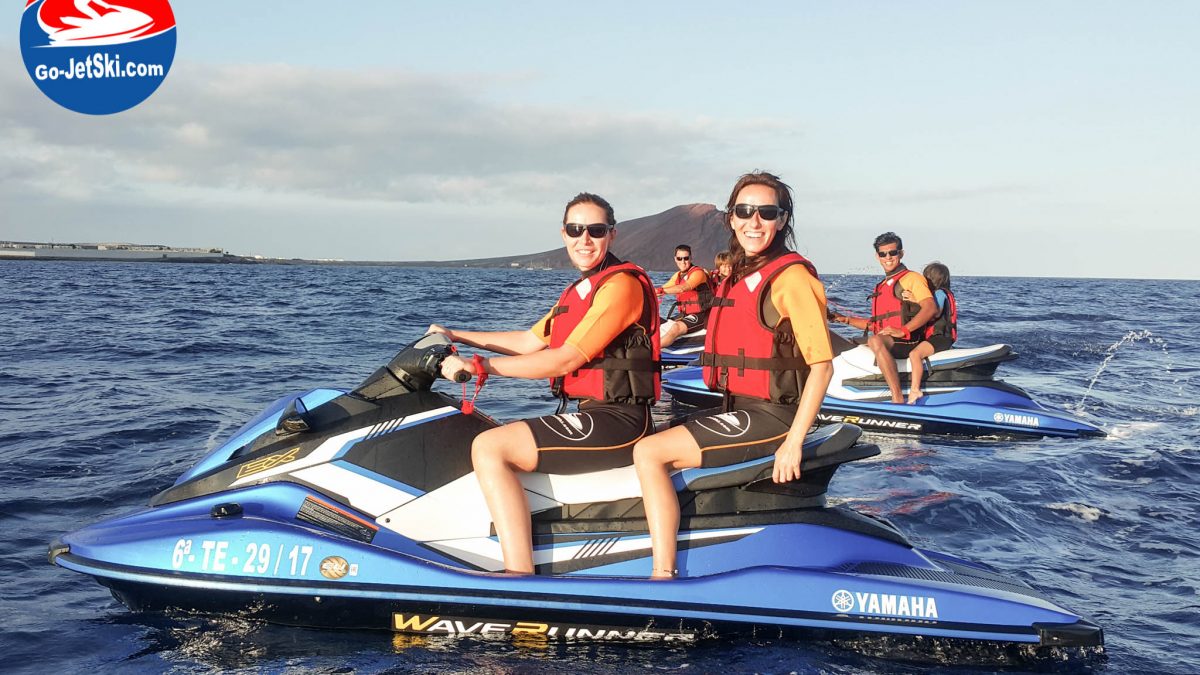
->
[681,267,709,291]
[898,271,933,304]
[768,265,834,365]
[528,272,645,360]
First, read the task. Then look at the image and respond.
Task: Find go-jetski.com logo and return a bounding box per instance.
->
[20,0,176,115]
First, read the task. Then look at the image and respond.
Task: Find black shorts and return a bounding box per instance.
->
[888,339,921,358]
[526,401,652,474]
[927,335,954,353]
[664,311,708,331]
[681,399,797,468]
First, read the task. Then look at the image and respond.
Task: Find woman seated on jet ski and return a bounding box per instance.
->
[903,262,957,403]
[633,171,834,579]
[431,192,660,575]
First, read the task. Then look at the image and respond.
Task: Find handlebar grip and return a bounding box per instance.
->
[452,370,472,383]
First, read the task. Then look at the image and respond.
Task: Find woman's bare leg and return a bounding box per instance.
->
[471,422,540,573]
[633,426,703,578]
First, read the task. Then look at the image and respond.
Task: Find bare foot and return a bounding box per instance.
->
[907,389,923,404]
[650,568,678,580]
[890,395,905,404]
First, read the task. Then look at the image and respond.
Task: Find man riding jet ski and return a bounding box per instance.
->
[49,334,1102,654]
[662,339,1105,439]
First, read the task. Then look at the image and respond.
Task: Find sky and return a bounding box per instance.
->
[3,1,1198,278]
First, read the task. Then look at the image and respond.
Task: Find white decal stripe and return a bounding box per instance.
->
[426,537,505,571]
[427,526,765,572]
[290,464,416,517]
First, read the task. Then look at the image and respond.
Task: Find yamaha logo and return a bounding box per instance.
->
[831,589,854,612]
[993,412,1005,423]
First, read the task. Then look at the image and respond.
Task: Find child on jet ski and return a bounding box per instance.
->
[711,250,732,285]
[431,193,660,575]
[634,171,833,579]
[829,232,937,404]
[657,244,712,348]
[902,262,958,403]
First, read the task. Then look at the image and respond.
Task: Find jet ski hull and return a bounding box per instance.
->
[48,335,1101,654]
[663,361,1105,439]
[49,490,1101,647]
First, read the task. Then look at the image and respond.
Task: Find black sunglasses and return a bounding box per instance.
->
[876,249,901,258]
[564,223,611,238]
[732,204,786,221]
[675,256,690,261]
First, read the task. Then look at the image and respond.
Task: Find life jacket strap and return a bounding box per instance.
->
[543,305,570,337]
[699,351,809,374]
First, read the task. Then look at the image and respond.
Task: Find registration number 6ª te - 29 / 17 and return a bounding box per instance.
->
[171,539,314,576]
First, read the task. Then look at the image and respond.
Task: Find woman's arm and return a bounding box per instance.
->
[771,360,833,482]
[428,324,546,356]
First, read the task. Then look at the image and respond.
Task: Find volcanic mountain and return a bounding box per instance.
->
[441,204,729,272]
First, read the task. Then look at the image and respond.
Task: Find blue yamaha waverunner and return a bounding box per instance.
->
[49,335,1101,652]
[663,343,1105,439]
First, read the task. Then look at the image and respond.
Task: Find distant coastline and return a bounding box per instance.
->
[1,204,728,271]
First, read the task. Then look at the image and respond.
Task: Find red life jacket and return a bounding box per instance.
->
[924,288,958,341]
[545,261,661,405]
[667,265,713,316]
[699,252,819,404]
[868,267,924,334]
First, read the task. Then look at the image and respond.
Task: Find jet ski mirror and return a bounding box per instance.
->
[351,333,456,400]
[274,396,311,435]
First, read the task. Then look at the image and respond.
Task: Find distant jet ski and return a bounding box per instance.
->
[49,334,1101,654]
[661,327,705,367]
[663,343,1106,439]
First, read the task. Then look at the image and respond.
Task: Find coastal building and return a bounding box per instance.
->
[0,241,226,261]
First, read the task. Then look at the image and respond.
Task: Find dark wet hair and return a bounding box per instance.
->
[723,171,795,280]
[874,231,903,251]
[675,244,692,255]
[924,261,951,291]
[563,192,616,227]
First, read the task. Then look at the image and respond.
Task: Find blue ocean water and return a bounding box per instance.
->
[1,260,1197,674]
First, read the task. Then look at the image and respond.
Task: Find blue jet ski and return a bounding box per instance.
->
[663,343,1105,439]
[49,335,1101,654]
[661,325,705,368]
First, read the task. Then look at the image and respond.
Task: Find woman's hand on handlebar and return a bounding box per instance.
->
[439,353,475,382]
[427,324,455,341]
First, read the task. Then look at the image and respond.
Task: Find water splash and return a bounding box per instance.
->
[1079,330,1172,407]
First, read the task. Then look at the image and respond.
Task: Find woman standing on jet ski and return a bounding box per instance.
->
[431,193,660,575]
[634,172,834,578]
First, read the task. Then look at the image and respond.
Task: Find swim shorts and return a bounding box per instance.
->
[681,399,798,468]
[526,401,652,474]
[888,339,921,358]
[928,335,954,353]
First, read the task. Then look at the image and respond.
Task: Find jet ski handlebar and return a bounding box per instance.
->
[351,333,460,400]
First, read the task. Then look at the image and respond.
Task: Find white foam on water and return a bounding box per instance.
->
[1047,502,1103,522]
[1105,421,1166,439]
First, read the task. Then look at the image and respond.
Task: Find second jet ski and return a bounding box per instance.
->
[663,343,1105,439]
